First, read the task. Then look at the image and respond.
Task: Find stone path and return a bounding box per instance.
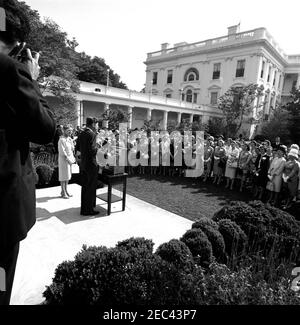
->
[11,184,192,305]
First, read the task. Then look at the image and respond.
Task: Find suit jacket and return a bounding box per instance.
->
[0,54,56,256]
[77,127,98,171]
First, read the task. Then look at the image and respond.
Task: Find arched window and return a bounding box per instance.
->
[188,73,196,81]
[186,89,193,102]
[184,68,199,82]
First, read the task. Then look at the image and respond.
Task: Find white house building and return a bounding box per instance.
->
[144,25,300,137]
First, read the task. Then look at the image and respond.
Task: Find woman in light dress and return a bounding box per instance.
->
[58,125,75,198]
[267,146,286,206]
[282,149,299,209]
[225,141,240,190]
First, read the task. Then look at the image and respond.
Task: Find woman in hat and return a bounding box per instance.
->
[267,145,286,206]
[282,148,299,209]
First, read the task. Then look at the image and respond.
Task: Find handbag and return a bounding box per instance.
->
[227,160,238,168]
[266,180,274,191]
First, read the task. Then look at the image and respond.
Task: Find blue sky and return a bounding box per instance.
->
[24,0,300,91]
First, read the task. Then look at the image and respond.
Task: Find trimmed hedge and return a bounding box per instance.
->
[35,163,54,185]
[180,229,213,267]
[192,218,226,263]
[213,201,300,263]
[156,239,194,271]
[43,243,300,305]
[217,219,247,257]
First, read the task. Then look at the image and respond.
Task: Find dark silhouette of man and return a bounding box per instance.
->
[0,0,56,305]
[77,117,100,216]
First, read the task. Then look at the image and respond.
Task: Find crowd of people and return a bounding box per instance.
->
[55,121,300,211]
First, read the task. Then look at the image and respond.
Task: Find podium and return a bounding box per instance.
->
[97,173,128,215]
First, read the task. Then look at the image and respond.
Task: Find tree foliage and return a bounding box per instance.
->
[283,87,300,144]
[217,84,265,138]
[259,106,291,144]
[17,1,127,124]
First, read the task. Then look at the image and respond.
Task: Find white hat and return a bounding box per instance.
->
[288,148,299,159]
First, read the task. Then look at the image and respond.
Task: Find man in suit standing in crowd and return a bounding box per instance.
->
[0,0,56,305]
[77,117,100,216]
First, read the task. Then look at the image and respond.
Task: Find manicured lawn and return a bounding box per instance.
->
[126,175,300,222]
[126,175,249,221]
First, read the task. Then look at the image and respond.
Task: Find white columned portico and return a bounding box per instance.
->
[265,91,272,116]
[76,100,82,127]
[177,112,182,125]
[202,115,210,124]
[103,103,110,128]
[163,111,168,130]
[189,114,194,124]
[128,106,133,129]
[297,73,300,89]
[147,108,152,121]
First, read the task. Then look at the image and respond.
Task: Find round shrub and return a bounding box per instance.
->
[43,243,204,305]
[192,219,225,263]
[213,201,269,247]
[218,219,247,256]
[116,237,154,261]
[180,229,213,267]
[35,163,54,185]
[156,239,194,270]
[192,217,219,231]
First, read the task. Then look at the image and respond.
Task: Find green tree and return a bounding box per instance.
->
[101,108,130,130]
[17,1,127,124]
[259,106,291,144]
[284,87,300,144]
[218,84,265,138]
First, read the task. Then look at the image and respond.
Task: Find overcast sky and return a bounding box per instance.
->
[24,0,300,91]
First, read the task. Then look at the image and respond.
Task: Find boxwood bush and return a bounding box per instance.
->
[35,163,54,186]
[180,229,213,267]
[155,239,194,271]
[213,201,300,263]
[217,219,247,257]
[43,242,300,305]
[43,242,205,305]
[192,218,226,263]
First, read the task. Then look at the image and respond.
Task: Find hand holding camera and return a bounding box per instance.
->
[9,42,41,80]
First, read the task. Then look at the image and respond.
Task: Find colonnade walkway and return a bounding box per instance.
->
[11,184,192,305]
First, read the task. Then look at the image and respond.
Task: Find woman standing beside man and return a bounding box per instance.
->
[58,125,75,198]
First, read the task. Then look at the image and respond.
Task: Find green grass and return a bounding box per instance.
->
[126,175,250,221]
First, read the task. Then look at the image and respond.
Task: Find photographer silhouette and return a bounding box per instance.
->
[0,0,55,305]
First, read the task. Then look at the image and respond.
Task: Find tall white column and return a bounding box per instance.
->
[297,73,300,89]
[189,114,194,124]
[147,108,152,121]
[202,115,210,124]
[162,111,168,130]
[128,106,133,129]
[103,103,110,128]
[76,100,82,127]
[177,112,182,125]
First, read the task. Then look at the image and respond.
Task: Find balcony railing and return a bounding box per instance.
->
[146,27,289,60]
[79,82,222,116]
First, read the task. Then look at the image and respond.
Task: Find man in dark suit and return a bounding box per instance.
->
[77,117,100,216]
[0,0,56,305]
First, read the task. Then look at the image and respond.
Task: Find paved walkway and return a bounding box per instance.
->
[10,184,192,305]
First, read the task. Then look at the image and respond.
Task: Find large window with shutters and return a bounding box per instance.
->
[213,63,221,80]
[236,59,245,78]
[167,70,173,84]
[210,92,218,105]
[152,72,158,85]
